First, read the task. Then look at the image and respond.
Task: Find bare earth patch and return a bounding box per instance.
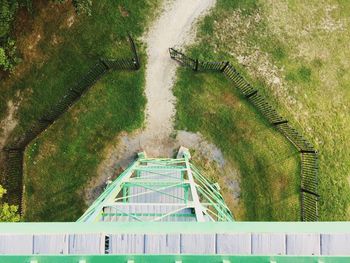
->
[0,100,20,150]
[65,14,76,28]
[1,1,76,93]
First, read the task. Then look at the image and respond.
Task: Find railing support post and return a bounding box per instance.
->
[221,61,230,72]
[194,59,199,71]
[128,34,140,70]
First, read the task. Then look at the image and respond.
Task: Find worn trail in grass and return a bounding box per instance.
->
[114,0,217,156]
[142,0,216,156]
[95,0,221,201]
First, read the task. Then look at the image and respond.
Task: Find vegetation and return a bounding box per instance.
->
[0,0,92,72]
[174,69,300,221]
[0,185,19,222]
[0,0,159,221]
[175,0,350,220]
[72,0,92,15]
[0,0,22,71]
[0,0,18,38]
[2,0,348,222]
[24,68,146,221]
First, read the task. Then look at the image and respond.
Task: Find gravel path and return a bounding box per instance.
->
[86,0,225,203]
[140,0,216,156]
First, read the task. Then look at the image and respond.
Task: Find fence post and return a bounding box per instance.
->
[300,149,316,154]
[220,61,230,72]
[272,120,288,125]
[128,34,140,70]
[169,48,175,59]
[245,90,257,99]
[194,59,199,71]
[99,58,110,70]
[301,191,305,221]
[301,188,320,198]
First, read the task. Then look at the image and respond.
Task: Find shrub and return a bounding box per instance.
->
[0,185,20,222]
[72,0,92,16]
[0,39,19,71]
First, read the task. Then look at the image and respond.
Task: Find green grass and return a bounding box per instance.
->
[2,0,159,137]
[0,0,160,221]
[175,0,350,220]
[174,69,300,221]
[24,68,145,221]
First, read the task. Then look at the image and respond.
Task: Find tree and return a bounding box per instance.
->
[0,0,18,38]
[0,0,90,72]
[0,185,20,222]
[0,40,19,71]
[0,0,20,71]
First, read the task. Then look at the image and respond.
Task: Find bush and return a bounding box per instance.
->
[72,0,92,16]
[0,0,21,71]
[0,0,91,72]
[0,0,18,38]
[0,185,19,222]
[0,39,19,71]
[0,47,9,69]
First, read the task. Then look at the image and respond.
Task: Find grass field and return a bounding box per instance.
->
[24,69,145,221]
[175,0,350,220]
[0,0,159,221]
[2,0,349,222]
[174,69,300,221]
[1,0,159,138]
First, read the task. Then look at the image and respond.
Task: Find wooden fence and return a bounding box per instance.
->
[169,48,319,221]
[1,36,140,214]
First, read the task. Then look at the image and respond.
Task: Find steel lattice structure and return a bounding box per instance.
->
[0,147,349,261]
[78,147,233,223]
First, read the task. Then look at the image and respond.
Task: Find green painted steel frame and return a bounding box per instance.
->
[0,255,349,263]
[1,222,350,234]
[116,182,187,203]
[78,152,234,223]
[78,156,191,222]
[77,160,139,222]
[102,212,195,217]
[189,164,233,221]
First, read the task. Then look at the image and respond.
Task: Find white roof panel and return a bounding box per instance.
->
[33,234,68,254]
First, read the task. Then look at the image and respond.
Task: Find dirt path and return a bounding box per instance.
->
[87,0,219,203]
[140,0,216,156]
[102,0,217,160]
[87,1,242,213]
